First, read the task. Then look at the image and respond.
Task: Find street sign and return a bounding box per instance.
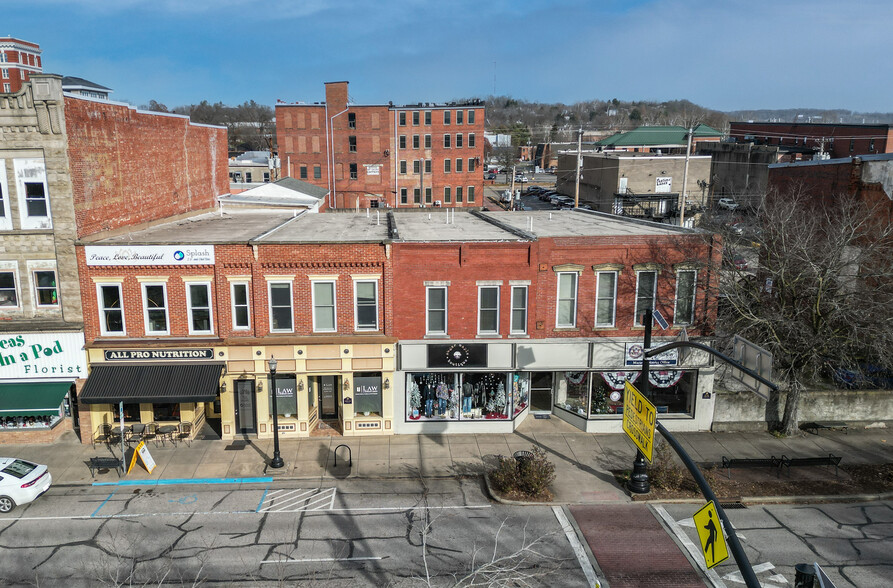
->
[693,501,729,569]
[622,381,657,462]
[653,308,669,330]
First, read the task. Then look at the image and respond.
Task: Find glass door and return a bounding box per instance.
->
[529,372,553,412]
[319,375,337,420]
[234,379,257,435]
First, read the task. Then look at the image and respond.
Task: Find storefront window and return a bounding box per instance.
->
[554,371,590,416]
[406,372,513,421]
[589,370,697,417]
[153,403,180,422]
[269,374,297,417]
[116,403,141,423]
[512,372,530,417]
[0,415,59,429]
[353,372,382,416]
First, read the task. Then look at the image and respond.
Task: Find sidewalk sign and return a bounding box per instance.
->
[126,441,157,474]
[622,381,657,462]
[693,501,729,569]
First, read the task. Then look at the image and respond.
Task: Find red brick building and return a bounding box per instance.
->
[276,81,485,210]
[0,37,42,94]
[730,122,893,160]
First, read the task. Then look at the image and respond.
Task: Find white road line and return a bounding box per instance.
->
[261,556,383,565]
[265,494,333,513]
[259,488,337,513]
[722,562,776,583]
[551,506,602,588]
[653,506,727,588]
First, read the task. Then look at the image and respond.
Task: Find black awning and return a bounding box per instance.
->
[79,363,224,405]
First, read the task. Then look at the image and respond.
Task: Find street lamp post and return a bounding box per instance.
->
[268,356,284,469]
[628,308,653,494]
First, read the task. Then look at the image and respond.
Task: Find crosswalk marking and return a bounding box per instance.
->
[258,488,337,513]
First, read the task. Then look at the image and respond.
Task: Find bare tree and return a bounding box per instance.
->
[717,187,893,434]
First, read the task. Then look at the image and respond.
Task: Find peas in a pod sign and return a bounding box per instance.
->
[0,333,87,379]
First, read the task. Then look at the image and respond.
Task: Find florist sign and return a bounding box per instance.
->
[0,332,87,380]
[85,245,215,266]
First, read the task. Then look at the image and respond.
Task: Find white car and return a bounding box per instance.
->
[0,458,52,513]
[717,198,739,211]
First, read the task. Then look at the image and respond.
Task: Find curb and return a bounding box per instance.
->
[631,491,893,505]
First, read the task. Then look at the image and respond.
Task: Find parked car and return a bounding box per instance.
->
[554,196,575,208]
[717,198,739,211]
[514,175,528,183]
[0,458,52,513]
[484,172,496,180]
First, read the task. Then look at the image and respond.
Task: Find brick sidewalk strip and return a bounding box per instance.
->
[569,504,706,588]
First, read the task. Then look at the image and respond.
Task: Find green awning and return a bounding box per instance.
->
[0,382,71,417]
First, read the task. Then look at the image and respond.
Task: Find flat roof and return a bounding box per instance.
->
[82,209,298,244]
[254,211,390,243]
[480,210,692,238]
[391,211,521,242]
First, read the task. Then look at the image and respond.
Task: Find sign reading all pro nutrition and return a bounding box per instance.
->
[0,332,87,380]
[85,245,215,266]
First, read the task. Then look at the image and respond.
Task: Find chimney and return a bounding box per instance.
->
[324,81,349,113]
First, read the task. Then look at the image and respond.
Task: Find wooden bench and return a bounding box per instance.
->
[780,454,842,477]
[801,421,848,435]
[721,456,782,479]
[88,457,124,477]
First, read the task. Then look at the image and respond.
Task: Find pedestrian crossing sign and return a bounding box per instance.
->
[692,501,729,568]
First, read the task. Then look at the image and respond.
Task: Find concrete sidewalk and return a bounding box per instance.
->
[1,416,890,503]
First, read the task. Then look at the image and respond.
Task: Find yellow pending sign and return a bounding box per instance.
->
[622,381,657,462]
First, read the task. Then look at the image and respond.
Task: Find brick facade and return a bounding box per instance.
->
[730,122,893,159]
[0,38,42,94]
[276,81,485,210]
[65,98,228,238]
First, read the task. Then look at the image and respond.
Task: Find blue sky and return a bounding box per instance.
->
[9,0,893,112]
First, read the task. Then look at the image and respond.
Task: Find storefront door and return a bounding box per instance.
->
[529,372,553,412]
[234,379,257,435]
[319,376,337,420]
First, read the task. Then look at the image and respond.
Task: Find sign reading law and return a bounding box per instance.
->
[0,332,87,380]
[622,381,657,462]
[85,245,215,266]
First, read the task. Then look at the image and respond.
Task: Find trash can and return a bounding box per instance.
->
[794,563,815,588]
[513,450,533,473]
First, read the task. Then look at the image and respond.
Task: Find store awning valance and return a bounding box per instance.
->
[79,363,224,405]
[0,382,71,417]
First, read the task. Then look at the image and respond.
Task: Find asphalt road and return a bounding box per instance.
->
[658,501,893,588]
[0,478,590,587]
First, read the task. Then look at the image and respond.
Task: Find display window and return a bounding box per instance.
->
[589,370,697,416]
[554,371,590,416]
[153,403,181,422]
[405,372,516,421]
[0,414,60,429]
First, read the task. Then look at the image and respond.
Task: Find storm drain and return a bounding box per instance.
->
[719,502,747,509]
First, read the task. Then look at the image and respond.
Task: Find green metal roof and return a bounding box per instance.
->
[596,124,722,147]
[0,381,70,417]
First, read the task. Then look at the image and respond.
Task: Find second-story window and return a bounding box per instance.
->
[674,270,697,325]
[269,282,293,332]
[635,270,657,326]
[231,282,250,330]
[348,112,356,129]
[478,285,499,335]
[412,111,420,126]
[444,134,451,148]
[312,280,337,332]
[468,110,475,124]
[426,286,447,335]
[97,283,125,335]
[556,272,578,328]
[187,282,213,334]
[400,160,407,174]
[33,270,58,306]
[424,134,431,148]
[399,135,407,149]
[349,136,357,152]
[0,271,18,308]
[456,110,464,125]
[443,110,451,125]
[142,283,169,335]
[456,133,463,148]
[424,111,431,125]
[399,112,406,126]
[413,134,420,149]
[510,285,528,335]
[424,159,431,173]
[468,133,476,148]
[350,163,358,179]
[595,271,617,327]
[354,280,378,330]
[444,159,451,173]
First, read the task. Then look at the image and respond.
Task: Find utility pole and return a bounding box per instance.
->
[510,165,516,210]
[574,127,583,208]
[679,126,693,227]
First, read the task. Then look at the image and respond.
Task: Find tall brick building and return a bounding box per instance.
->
[0,37,42,94]
[276,81,485,209]
[0,74,227,443]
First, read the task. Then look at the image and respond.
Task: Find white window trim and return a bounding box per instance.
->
[595,271,618,328]
[230,281,251,331]
[267,281,294,333]
[0,263,21,311]
[311,279,338,333]
[0,160,11,231]
[477,285,500,335]
[634,270,658,326]
[96,282,126,336]
[186,281,214,335]
[510,285,528,335]
[31,269,58,308]
[556,272,578,328]
[141,282,170,335]
[353,278,379,332]
[673,270,697,326]
[425,285,448,336]
[14,158,52,230]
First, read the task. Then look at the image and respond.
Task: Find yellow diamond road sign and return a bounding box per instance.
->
[693,501,730,569]
[622,381,657,462]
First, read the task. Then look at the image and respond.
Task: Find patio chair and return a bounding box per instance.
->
[141,423,159,447]
[92,423,112,449]
[176,422,192,447]
[127,423,146,444]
